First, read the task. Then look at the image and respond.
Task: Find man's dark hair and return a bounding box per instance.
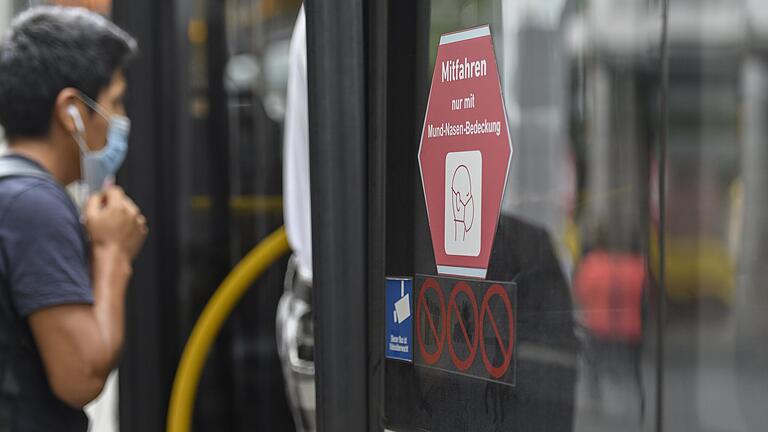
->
[0,6,137,140]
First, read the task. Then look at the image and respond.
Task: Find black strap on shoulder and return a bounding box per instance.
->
[0,157,53,181]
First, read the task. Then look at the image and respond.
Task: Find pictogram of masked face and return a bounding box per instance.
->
[451,165,475,241]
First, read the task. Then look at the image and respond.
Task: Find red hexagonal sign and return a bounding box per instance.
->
[418,26,513,279]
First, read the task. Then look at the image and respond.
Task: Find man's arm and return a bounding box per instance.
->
[28,245,132,408]
[28,186,146,408]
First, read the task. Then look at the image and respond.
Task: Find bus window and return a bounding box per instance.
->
[386,1,664,431]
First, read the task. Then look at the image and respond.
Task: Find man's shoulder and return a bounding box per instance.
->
[0,176,78,226]
[0,176,91,317]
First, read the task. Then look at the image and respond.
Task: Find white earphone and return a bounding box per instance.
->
[67,104,85,134]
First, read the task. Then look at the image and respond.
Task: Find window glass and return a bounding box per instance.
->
[390,0,768,431]
[389,0,664,430]
[174,0,299,428]
[665,0,768,430]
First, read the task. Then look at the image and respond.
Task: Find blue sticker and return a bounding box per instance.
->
[386,277,413,362]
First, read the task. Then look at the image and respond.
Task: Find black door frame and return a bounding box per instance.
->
[306,0,430,430]
[305,0,370,430]
[112,0,180,430]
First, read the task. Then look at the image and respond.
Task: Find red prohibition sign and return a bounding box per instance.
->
[447,281,479,371]
[479,284,515,379]
[416,278,446,365]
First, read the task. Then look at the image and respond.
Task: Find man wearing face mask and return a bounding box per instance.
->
[0,7,146,431]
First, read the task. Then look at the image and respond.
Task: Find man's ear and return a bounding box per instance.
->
[54,88,84,136]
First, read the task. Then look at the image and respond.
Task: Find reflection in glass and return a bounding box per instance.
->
[392,0,664,431]
[562,2,660,431]
[664,1,768,431]
[175,0,299,429]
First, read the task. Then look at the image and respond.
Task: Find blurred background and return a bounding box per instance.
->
[3,0,299,430]
[1,0,767,431]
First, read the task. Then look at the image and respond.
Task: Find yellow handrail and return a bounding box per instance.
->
[167,226,290,432]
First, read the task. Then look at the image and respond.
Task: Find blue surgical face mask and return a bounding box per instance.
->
[68,93,131,194]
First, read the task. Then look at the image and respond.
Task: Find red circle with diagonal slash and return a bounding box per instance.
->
[416,278,446,365]
[447,281,479,371]
[479,284,514,379]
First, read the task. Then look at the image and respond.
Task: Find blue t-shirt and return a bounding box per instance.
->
[0,156,92,431]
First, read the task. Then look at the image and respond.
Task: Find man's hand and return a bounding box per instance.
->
[84,185,147,259]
